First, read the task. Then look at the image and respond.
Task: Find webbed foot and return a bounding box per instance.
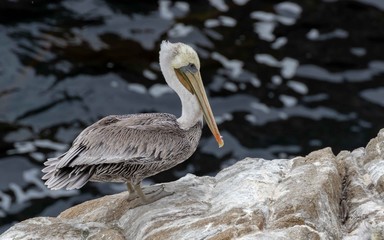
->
[125,182,173,207]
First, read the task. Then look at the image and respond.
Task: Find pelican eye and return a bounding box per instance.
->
[188,63,197,73]
[188,63,198,73]
[175,63,198,74]
[180,63,198,73]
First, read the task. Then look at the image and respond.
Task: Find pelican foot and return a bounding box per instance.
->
[143,184,174,203]
[125,184,173,207]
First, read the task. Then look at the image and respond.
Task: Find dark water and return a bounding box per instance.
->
[1,0,383,233]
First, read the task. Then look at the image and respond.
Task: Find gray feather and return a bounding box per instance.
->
[42,113,202,190]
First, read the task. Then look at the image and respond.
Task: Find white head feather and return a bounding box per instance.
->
[159,41,203,129]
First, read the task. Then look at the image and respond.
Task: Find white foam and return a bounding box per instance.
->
[205,19,220,28]
[168,23,193,38]
[208,0,228,11]
[250,77,261,87]
[215,113,233,124]
[307,28,349,41]
[219,16,237,27]
[159,0,174,20]
[281,57,299,78]
[34,139,67,151]
[271,37,287,49]
[0,191,12,211]
[255,54,280,67]
[245,114,258,124]
[307,29,320,40]
[255,55,299,78]
[223,82,238,92]
[272,75,282,85]
[287,80,308,95]
[211,52,244,78]
[254,21,276,42]
[29,152,46,162]
[143,69,157,80]
[233,0,250,5]
[279,95,297,107]
[128,83,147,94]
[250,102,270,113]
[205,16,236,28]
[175,1,190,12]
[274,2,302,18]
[149,84,173,98]
[276,15,296,25]
[250,11,275,21]
[350,47,367,57]
[7,142,36,155]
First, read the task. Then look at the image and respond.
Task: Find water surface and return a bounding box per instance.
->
[1,0,384,232]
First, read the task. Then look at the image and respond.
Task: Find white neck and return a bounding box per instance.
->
[159,50,203,130]
[177,89,203,129]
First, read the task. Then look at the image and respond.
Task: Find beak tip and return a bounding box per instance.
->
[217,136,224,148]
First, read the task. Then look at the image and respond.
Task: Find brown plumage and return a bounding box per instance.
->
[42,41,223,201]
[42,113,201,190]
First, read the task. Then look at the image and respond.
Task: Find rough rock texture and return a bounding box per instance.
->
[2,129,384,240]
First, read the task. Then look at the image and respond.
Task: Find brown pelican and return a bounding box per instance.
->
[42,41,224,201]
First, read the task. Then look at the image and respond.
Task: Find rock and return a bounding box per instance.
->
[2,129,384,240]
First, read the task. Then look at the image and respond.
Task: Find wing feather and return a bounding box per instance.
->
[54,113,186,169]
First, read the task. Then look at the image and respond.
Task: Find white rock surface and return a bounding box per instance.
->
[2,129,384,240]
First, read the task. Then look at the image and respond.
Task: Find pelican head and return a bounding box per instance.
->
[159,41,224,148]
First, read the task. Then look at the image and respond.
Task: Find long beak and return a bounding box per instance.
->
[175,66,224,148]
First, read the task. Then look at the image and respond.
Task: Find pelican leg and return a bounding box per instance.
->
[126,181,135,194]
[126,181,147,202]
[125,181,173,206]
[133,183,147,202]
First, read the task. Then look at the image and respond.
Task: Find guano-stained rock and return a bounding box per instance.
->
[2,129,384,240]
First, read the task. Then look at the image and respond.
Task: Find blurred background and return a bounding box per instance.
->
[0,0,383,233]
